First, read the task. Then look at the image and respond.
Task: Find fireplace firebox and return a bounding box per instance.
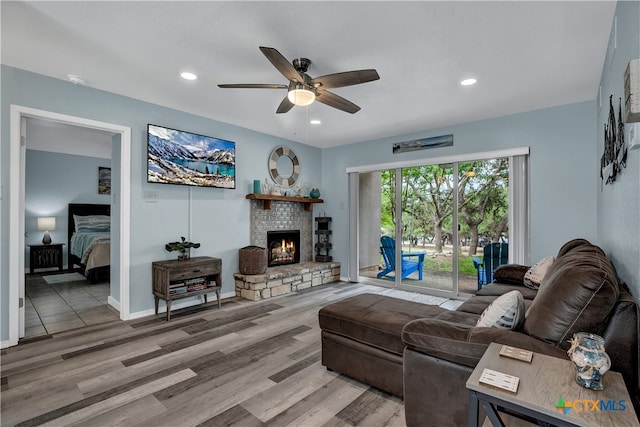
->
[267,230,300,267]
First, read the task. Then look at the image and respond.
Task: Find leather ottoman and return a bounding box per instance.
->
[319,293,447,397]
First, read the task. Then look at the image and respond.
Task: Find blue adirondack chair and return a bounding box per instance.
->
[377,236,425,280]
[473,242,508,290]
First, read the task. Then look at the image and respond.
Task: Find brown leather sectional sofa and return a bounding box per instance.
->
[318,239,639,426]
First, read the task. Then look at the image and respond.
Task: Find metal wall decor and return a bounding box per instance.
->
[600,95,627,187]
[268,146,300,188]
[393,134,453,154]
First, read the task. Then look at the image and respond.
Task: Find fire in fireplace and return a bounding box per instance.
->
[267,230,300,267]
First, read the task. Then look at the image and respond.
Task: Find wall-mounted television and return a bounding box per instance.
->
[147,124,235,189]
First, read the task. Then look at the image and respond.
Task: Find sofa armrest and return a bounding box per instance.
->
[401,252,425,261]
[402,318,567,368]
[402,318,487,367]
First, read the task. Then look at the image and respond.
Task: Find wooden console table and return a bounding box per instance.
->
[467,342,638,427]
[152,256,222,321]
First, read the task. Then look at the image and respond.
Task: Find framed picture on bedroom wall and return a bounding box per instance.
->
[98,167,111,195]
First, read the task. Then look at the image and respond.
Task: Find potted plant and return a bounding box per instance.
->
[165,237,200,260]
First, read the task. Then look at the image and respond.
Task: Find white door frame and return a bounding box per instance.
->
[7,105,131,347]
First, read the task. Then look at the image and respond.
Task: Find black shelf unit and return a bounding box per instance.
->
[314,217,332,262]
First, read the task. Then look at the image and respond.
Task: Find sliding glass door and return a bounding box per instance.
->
[356,152,519,297]
[457,158,509,294]
[399,163,455,293]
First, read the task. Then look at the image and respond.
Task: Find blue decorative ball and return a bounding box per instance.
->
[309,188,321,199]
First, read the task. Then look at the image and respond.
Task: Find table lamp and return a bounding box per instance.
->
[37,217,56,245]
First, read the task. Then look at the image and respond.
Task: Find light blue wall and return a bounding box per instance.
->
[3,2,638,344]
[597,0,640,298]
[25,149,111,268]
[321,101,598,277]
[1,65,322,341]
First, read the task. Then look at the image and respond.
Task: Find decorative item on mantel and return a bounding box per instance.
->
[567,332,611,391]
[262,178,271,195]
[165,237,201,260]
[309,188,321,199]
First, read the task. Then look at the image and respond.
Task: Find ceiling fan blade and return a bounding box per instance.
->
[311,69,380,89]
[276,96,295,114]
[218,84,288,89]
[259,46,304,84]
[315,90,361,114]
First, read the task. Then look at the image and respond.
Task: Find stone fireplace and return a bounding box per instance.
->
[267,230,300,267]
[238,197,341,301]
[249,199,312,263]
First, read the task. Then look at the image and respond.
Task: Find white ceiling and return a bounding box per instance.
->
[26,118,114,159]
[2,1,616,149]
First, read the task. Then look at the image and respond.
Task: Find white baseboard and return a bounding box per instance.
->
[107,296,121,311]
[127,291,236,320]
[1,339,12,349]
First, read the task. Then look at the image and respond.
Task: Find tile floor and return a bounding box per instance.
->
[24,272,119,338]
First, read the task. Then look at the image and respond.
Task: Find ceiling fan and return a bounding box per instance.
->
[218,46,380,114]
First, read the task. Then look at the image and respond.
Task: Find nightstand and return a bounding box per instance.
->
[29,244,65,274]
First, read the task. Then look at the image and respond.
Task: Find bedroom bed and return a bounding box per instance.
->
[68,203,111,283]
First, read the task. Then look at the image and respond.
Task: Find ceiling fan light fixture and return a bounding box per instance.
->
[288,85,315,106]
[180,72,198,81]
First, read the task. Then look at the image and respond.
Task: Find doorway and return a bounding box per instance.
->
[24,119,118,337]
[7,105,131,347]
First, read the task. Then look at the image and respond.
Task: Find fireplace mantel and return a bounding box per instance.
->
[246,193,324,212]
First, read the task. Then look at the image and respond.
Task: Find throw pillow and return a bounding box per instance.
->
[523,256,555,289]
[476,290,525,330]
[493,264,530,285]
[74,214,110,232]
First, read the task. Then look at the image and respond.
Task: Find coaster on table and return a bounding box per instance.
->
[499,345,533,363]
[478,368,520,393]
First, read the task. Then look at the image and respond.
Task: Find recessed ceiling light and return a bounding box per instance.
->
[310,119,322,125]
[460,78,477,86]
[181,72,198,81]
[67,74,87,85]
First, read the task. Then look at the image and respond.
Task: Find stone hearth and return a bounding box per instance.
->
[234,261,340,301]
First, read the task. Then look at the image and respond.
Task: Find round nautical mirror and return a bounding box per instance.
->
[268,146,300,188]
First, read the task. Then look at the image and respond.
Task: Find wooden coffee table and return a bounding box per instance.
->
[466,342,639,427]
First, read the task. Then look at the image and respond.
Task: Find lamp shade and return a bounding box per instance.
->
[37,217,56,231]
[287,87,315,106]
[37,217,55,245]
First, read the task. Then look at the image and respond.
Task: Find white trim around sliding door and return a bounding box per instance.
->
[346,147,530,174]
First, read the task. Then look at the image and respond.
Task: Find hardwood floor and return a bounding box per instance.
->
[1,282,457,427]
